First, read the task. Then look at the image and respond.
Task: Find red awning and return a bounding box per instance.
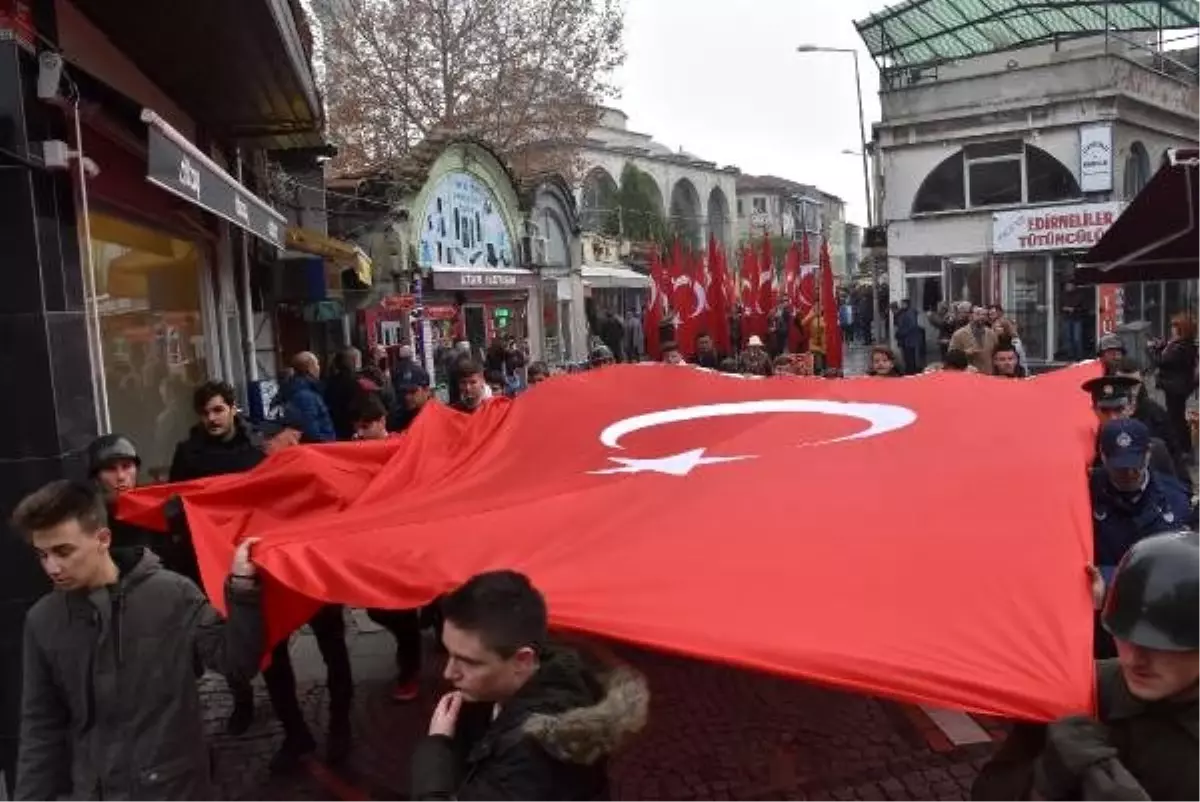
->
[1074,149,1198,285]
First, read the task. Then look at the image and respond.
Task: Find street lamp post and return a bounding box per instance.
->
[796,44,882,342]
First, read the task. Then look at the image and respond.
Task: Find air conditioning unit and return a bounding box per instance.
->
[521,235,548,266]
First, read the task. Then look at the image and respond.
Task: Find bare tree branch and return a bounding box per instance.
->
[321,0,623,174]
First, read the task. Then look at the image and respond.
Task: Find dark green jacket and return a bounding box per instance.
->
[16,549,261,800]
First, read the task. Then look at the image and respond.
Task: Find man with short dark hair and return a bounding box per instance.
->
[693,332,720,370]
[992,341,1025,378]
[12,480,262,801]
[451,360,489,414]
[410,571,648,800]
[169,381,267,482]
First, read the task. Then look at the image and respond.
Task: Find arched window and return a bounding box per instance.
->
[912,142,1080,214]
[912,153,965,213]
[1124,141,1151,198]
[1026,146,1080,203]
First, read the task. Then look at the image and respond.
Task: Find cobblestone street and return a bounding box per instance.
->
[201,615,1000,800]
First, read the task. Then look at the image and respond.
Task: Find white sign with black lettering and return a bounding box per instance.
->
[1079,124,1113,193]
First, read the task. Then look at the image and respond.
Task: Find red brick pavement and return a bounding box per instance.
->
[202,637,1000,800]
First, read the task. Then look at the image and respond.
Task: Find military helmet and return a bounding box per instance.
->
[86,434,141,476]
[1102,530,1198,651]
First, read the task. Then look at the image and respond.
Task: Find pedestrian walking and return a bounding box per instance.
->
[12,480,262,801]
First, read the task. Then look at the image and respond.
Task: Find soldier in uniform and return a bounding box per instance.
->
[972,531,1198,800]
[1082,376,1181,481]
[1090,418,1192,658]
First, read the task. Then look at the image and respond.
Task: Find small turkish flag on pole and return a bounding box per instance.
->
[821,236,843,370]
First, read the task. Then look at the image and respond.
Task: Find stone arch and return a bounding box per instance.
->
[579,166,619,234]
[669,177,703,246]
[706,185,731,245]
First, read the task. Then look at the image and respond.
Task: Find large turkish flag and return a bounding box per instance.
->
[121,365,1099,721]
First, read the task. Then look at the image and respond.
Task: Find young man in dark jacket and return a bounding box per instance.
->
[12,480,262,801]
[169,381,270,482]
[410,571,648,800]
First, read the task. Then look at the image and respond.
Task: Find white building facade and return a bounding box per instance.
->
[577,109,740,249]
[860,5,1199,364]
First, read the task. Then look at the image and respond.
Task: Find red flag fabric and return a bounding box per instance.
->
[645,248,666,360]
[784,243,804,353]
[707,236,732,356]
[758,235,776,322]
[739,246,765,346]
[121,365,1100,722]
[820,237,843,370]
[798,232,817,318]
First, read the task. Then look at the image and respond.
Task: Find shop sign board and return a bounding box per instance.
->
[992,201,1123,253]
[145,125,285,249]
[418,171,514,269]
[432,269,536,291]
[1079,124,1113,192]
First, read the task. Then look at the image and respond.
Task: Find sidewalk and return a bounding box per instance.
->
[202,613,994,800]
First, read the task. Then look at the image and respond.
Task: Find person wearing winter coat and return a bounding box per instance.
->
[12,480,262,801]
[410,571,648,800]
[279,352,335,444]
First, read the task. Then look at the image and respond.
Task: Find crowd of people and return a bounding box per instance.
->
[5,309,1198,801]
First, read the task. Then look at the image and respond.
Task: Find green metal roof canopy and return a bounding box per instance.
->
[855,0,1199,69]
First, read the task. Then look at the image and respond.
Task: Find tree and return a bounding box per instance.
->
[617,163,666,244]
[321,0,625,173]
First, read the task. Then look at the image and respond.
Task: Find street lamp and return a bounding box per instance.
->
[797,44,881,342]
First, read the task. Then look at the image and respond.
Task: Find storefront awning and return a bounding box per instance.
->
[1075,150,1199,286]
[73,0,321,147]
[286,227,373,285]
[581,265,651,289]
[143,110,287,250]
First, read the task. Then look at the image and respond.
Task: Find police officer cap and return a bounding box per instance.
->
[1097,333,1125,354]
[87,434,140,476]
[1081,375,1139,409]
[1102,530,1198,651]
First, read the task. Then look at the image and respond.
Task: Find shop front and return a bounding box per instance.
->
[409,145,536,371]
[991,201,1122,363]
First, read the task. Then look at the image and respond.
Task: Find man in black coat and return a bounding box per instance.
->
[410,571,648,800]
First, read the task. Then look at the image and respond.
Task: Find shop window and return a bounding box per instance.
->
[1124,142,1152,198]
[904,256,942,275]
[914,142,1080,214]
[752,197,766,213]
[91,213,210,481]
[912,153,966,213]
[1026,146,1081,203]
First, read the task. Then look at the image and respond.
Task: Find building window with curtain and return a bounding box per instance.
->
[91,213,211,480]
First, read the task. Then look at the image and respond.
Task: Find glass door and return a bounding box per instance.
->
[1004,257,1049,362]
[946,258,985,306]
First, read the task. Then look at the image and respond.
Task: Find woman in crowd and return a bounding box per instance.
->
[1152,313,1199,456]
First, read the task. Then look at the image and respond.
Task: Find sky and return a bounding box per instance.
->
[612,0,886,227]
